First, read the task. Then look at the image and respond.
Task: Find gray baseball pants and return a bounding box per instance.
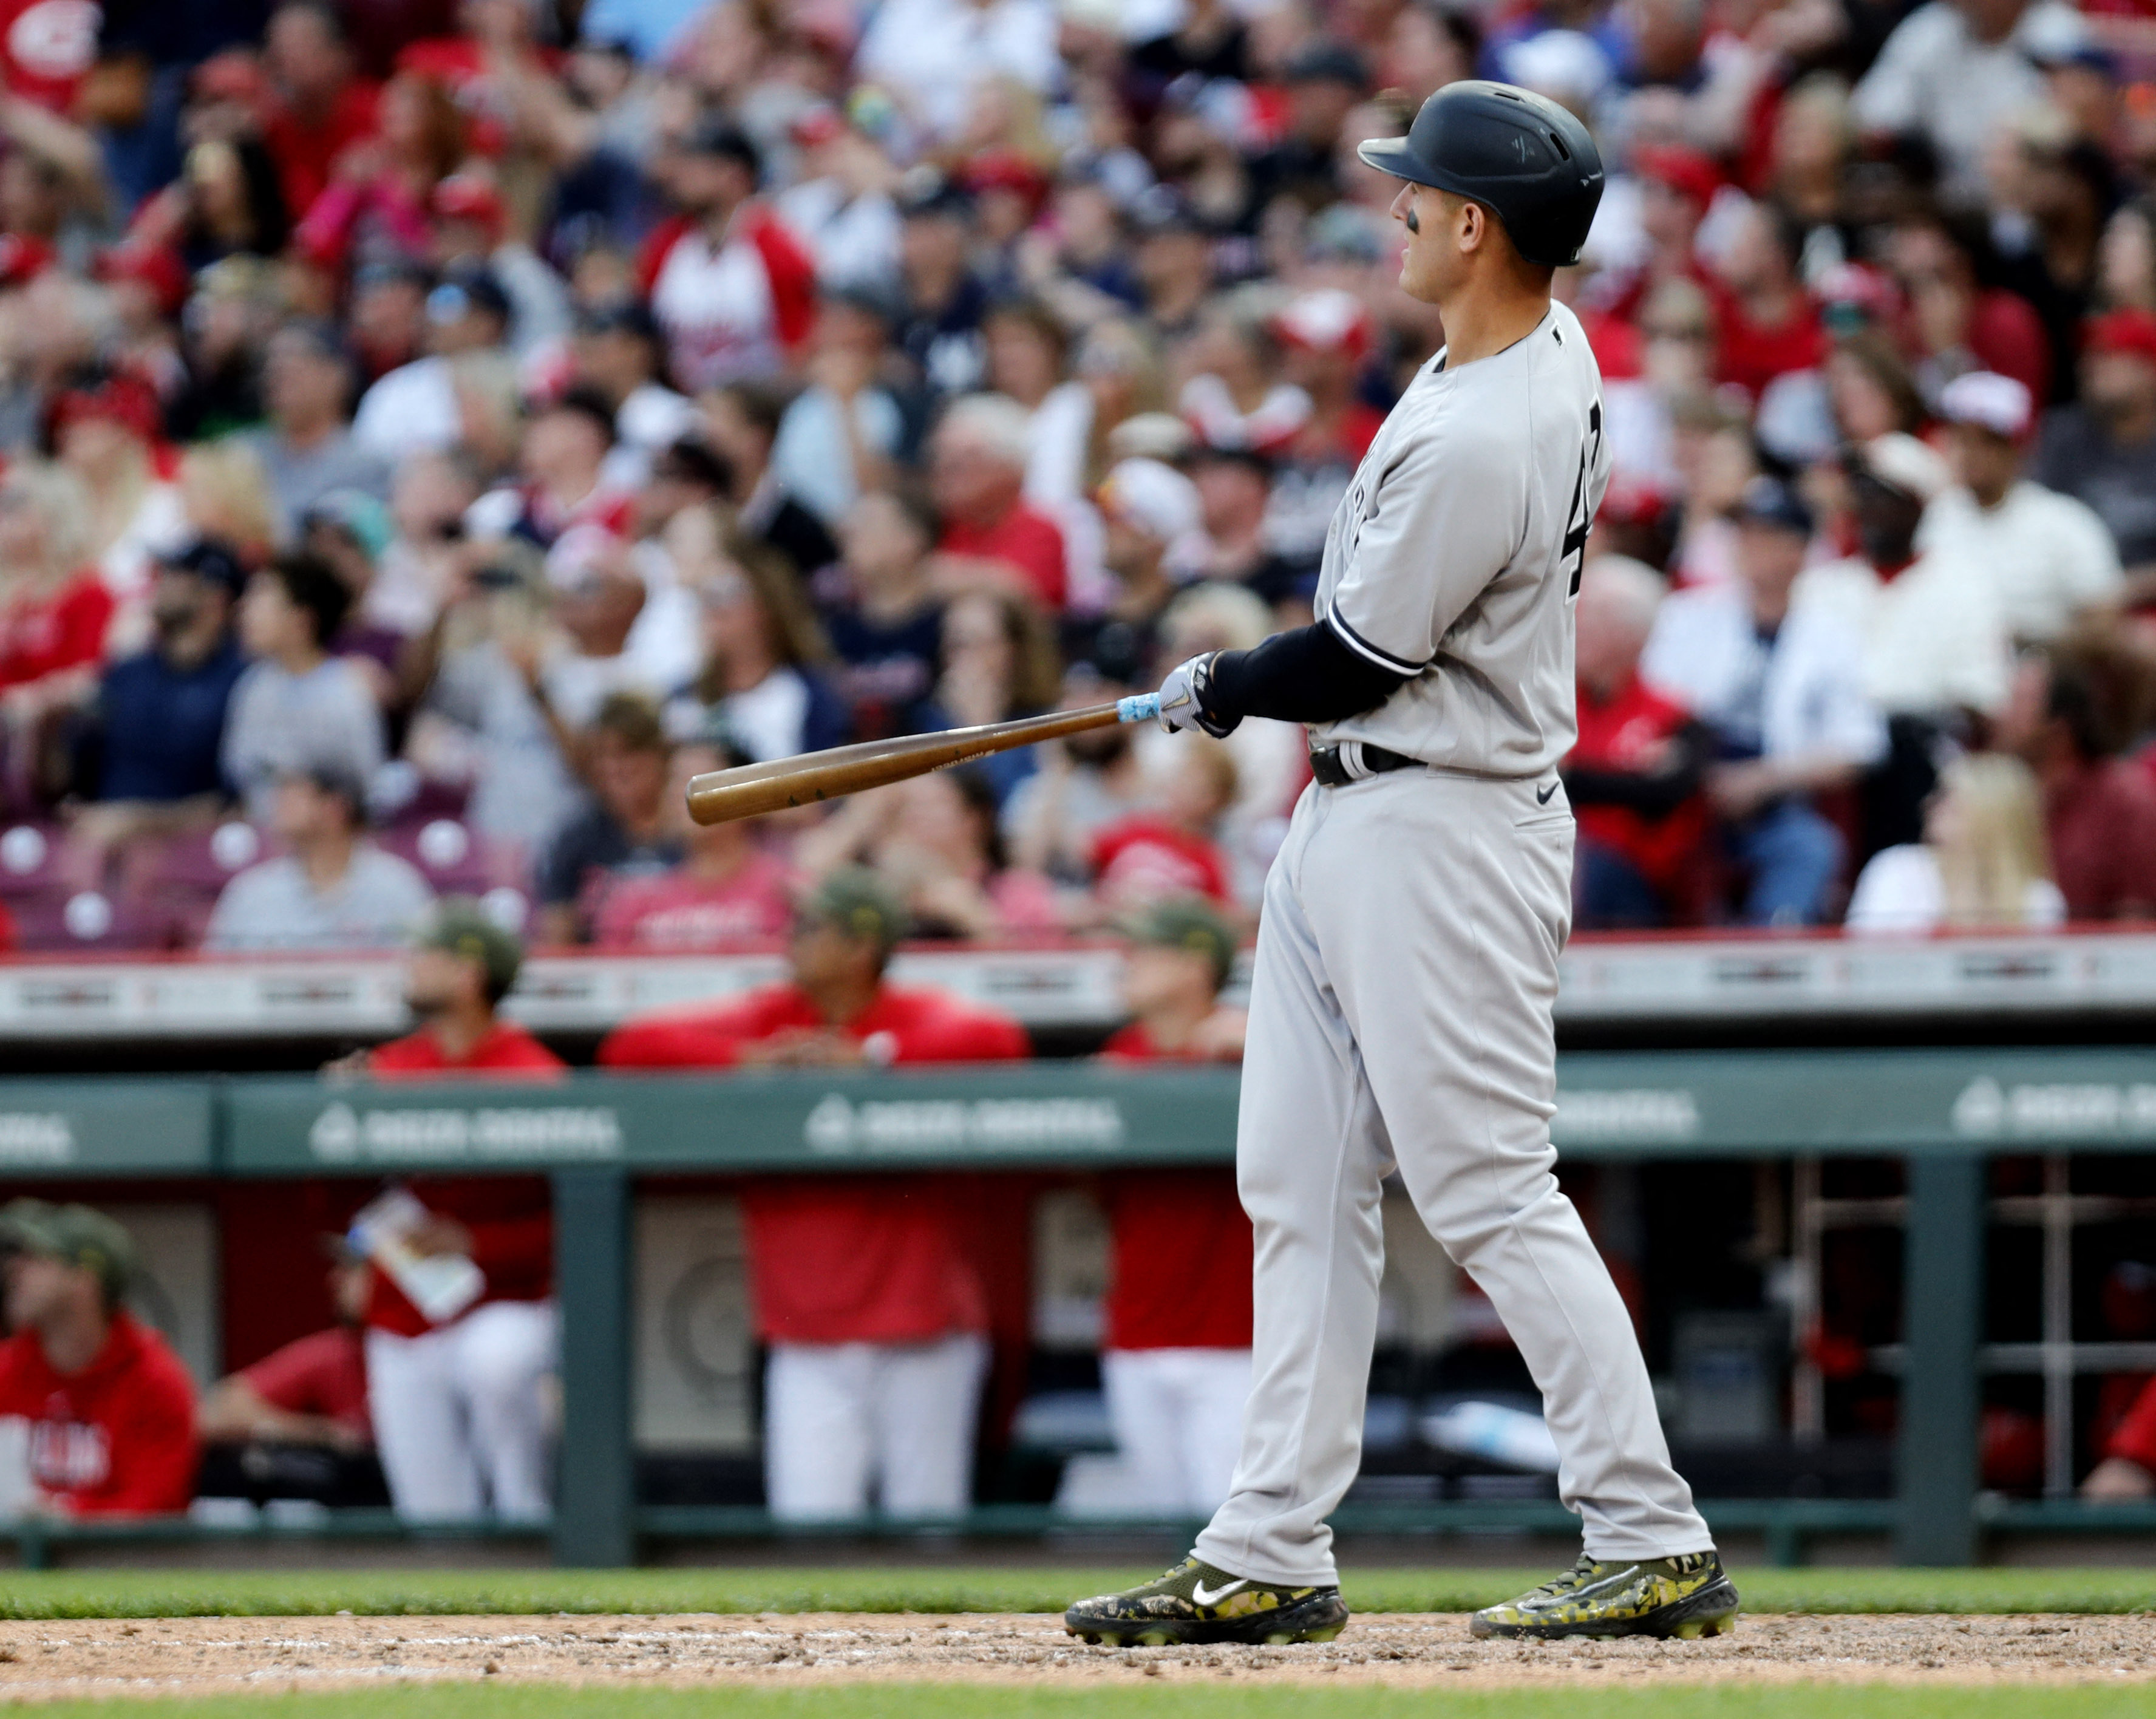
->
[1192,768,1713,1586]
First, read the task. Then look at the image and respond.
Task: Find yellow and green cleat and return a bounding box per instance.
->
[1065,1556,1350,1647]
[1470,1550,1739,1641]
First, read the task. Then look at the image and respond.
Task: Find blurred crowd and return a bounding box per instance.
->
[0,0,2153,951]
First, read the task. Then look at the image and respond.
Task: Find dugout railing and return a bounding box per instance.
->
[5,1050,2156,1568]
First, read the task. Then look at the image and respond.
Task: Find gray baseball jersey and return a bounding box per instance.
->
[1311,300,1608,777]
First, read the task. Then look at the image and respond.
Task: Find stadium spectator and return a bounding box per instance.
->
[1994,631,2156,921]
[241,321,392,538]
[1088,739,1240,915]
[49,366,188,614]
[198,1248,381,1506]
[700,378,840,580]
[350,264,514,463]
[1846,754,2065,934]
[2032,310,2156,598]
[642,118,815,392]
[204,764,434,951]
[920,586,1063,808]
[0,461,114,719]
[1801,433,2011,850]
[0,1201,197,1516]
[1069,457,1208,678]
[1922,372,2123,644]
[600,869,1029,1522]
[573,298,698,489]
[260,2,382,224]
[1566,556,1711,930]
[1090,896,1251,1517]
[797,764,1061,941]
[591,732,793,950]
[223,552,385,820]
[929,393,1070,611]
[342,902,560,1521]
[1005,670,1157,883]
[71,538,250,868]
[671,526,849,764]
[533,691,681,946]
[1643,476,1886,925]
[821,488,945,741]
[1851,0,2087,202]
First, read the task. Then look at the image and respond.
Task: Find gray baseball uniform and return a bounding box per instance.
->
[1192,302,1713,1586]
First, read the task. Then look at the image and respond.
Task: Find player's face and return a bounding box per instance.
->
[405,946,475,1017]
[1391,183,1468,305]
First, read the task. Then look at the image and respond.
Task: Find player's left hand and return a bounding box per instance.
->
[1157,653,1240,737]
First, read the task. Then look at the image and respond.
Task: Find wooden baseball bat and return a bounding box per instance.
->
[685,693,1162,825]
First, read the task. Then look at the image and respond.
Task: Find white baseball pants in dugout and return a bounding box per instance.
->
[1192,770,1713,1586]
[763,1333,989,1520]
[366,1299,559,1522]
[1102,1346,1253,1516]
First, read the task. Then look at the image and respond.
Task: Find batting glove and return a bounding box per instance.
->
[1157,652,1241,738]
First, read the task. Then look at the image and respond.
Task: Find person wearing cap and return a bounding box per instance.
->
[1642,475,1885,924]
[589,729,794,948]
[773,111,905,296]
[570,298,699,488]
[73,539,251,858]
[351,265,513,463]
[641,117,817,391]
[224,550,386,822]
[204,761,434,951]
[1069,457,1209,675]
[1921,370,2123,644]
[891,169,992,401]
[47,364,186,608]
[0,1201,198,1516]
[1078,896,1253,1518]
[2032,309,2156,589]
[321,899,562,1520]
[601,868,1029,1521]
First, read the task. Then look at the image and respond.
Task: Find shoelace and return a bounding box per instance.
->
[1528,1555,1601,1599]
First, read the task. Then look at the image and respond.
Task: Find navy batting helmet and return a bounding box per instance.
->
[1357,81,1604,270]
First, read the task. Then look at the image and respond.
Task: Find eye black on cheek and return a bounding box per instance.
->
[1405,207,1420,234]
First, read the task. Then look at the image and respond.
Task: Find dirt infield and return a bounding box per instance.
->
[0,1612,2149,1700]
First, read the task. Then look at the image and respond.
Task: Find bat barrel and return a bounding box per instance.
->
[684,696,1158,826]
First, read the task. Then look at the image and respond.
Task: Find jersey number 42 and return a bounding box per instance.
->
[1561,398,1603,599]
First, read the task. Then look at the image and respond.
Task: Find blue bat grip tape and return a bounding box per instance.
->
[1117,693,1161,724]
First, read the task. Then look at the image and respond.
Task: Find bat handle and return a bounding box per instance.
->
[1116,692,1161,725]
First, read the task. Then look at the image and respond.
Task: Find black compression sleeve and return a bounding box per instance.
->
[1205,621,1413,725]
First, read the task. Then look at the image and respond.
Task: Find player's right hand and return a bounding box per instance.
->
[1157,653,1241,738]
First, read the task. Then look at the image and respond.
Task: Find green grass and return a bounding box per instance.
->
[0,1566,2148,1619]
[9,1689,2155,1719]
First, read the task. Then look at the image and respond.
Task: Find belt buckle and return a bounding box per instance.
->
[1308,744,1353,788]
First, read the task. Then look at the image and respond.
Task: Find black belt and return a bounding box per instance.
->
[1308,742,1421,788]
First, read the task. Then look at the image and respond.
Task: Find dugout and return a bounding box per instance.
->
[0,1030,2147,1570]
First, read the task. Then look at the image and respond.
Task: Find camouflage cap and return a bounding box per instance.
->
[1127,895,1239,990]
[799,867,910,953]
[419,897,525,996]
[0,1199,138,1304]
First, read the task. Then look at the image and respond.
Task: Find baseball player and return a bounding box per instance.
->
[1067,83,1735,1648]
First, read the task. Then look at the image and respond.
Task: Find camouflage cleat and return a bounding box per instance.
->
[1064,1556,1350,1647]
[1470,1551,1739,1641]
